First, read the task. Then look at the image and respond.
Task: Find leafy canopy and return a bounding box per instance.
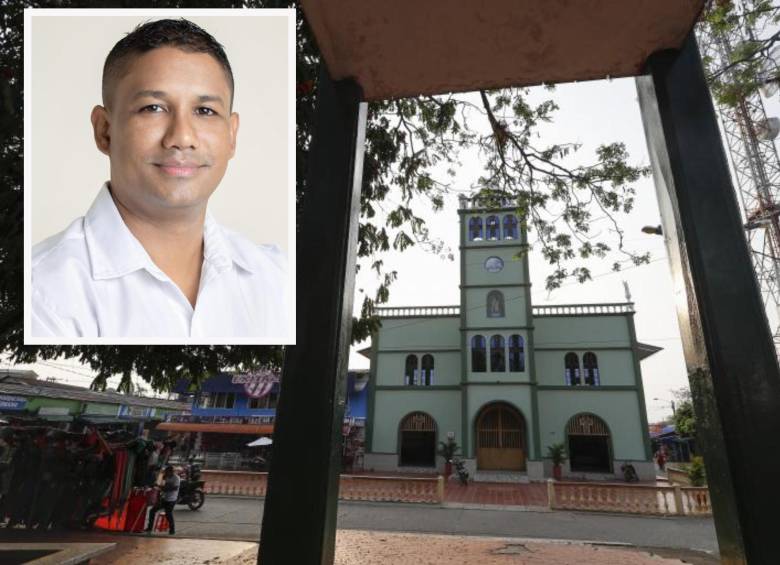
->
[3,0,654,391]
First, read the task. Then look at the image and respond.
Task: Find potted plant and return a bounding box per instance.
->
[437,438,460,477]
[547,442,566,481]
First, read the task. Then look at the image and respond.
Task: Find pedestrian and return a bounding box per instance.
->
[655,448,667,471]
[145,465,180,535]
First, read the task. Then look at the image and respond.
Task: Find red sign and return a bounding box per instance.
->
[232,370,279,399]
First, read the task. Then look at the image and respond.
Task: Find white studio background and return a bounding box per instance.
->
[30,13,290,253]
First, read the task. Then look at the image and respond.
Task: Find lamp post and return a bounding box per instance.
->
[653,397,677,417]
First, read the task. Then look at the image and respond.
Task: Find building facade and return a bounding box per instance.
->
[364,198,659,480]
[162,371,370,470]
[0,370,189,430]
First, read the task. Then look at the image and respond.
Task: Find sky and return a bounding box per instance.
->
[7,69,780,422]
[349,73,780,423]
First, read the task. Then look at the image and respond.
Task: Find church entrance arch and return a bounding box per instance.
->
[398,412,437,467]
[476,402,526,471]
[567,413,612,473]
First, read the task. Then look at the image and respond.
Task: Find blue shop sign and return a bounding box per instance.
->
[118,405,152,418]
[0,395,27,411]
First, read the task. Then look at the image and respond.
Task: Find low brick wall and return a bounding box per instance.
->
[340,475,443,504]
[202,470,443,504]
[548,480,711,516]
[203,470,268,497]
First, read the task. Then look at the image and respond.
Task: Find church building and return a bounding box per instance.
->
[363,197,660,481]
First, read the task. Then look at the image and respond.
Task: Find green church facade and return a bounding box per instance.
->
[364,198,659,481]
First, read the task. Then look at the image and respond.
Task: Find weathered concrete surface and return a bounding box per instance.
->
[0,529,718,564]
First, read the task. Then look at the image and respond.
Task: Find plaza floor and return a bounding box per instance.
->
[0,529,718,564]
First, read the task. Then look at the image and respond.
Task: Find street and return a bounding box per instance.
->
[171,496,719,555]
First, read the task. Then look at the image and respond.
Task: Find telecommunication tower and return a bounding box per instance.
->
[697,13,780,353]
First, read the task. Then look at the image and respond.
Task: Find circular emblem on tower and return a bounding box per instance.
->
[484,256,504,273]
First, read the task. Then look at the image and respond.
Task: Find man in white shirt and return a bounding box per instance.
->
[31,19,288,340]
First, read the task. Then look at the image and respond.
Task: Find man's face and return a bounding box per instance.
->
[93,47,239,219]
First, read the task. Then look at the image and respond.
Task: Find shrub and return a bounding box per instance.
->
[687,456,707,486]
[547,442,566,466]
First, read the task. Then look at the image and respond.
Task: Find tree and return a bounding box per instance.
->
[672,388,697,439]
[1,0,651,391]
[700,0,780,107]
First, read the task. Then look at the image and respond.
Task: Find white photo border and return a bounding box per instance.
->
[23,7,296,346]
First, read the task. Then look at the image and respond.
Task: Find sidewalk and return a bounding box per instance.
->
[0,529,719,564]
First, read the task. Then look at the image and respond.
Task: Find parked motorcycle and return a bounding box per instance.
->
[621,462,639,483]
[451,458,469,486]
[176,461,205,510]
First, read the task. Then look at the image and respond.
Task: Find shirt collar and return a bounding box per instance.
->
[202,211,256,275]
[84,182,254,281]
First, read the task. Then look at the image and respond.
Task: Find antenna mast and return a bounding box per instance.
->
[697,7,780,353]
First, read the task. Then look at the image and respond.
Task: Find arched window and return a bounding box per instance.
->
[564,353,580,386]
[486,290,505,318]
[490,335,506,372]
[508,334,525,372]
[468,217,483,241]
[503,214,519,239]
[471,335,486,372]
[404,354,418,386]
[583,352,600,386]
[486,215,500,240]
[421,354,435,386]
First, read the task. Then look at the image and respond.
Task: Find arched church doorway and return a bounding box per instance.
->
[399,412,437,467]
[476,402,526,471]
[567,413,612,473]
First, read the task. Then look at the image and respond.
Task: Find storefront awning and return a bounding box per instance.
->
[156,422,274,435]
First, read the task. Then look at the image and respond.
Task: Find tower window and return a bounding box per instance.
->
[468,217,483,241]
[486,215,500,240]
[508,334,525,372]
[490,334,506,372]
[503,214,519,239]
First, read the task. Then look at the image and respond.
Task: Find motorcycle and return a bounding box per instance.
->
[621,462,639,483]
[176,461,206,510]
[450,458,469,486]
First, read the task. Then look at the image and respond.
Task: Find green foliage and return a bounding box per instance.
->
[700,0,780,107]
[2,0,651,390]
[436,438,460,460]
[687,456,707,487]
[546,442,566,466]
[672,388,697,439]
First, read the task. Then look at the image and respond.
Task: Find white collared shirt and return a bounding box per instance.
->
[31,183,289,340]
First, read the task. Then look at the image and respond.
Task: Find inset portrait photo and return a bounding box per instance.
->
[24,9,295,345]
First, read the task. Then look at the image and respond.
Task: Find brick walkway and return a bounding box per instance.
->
[444,479,548,507]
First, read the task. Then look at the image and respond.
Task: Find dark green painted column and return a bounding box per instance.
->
[637,32,780,564]
[259,69,366,565]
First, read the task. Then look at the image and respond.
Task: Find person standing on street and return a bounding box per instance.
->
[146,465,180,535]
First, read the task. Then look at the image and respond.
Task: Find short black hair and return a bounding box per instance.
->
[102,18,234,110]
